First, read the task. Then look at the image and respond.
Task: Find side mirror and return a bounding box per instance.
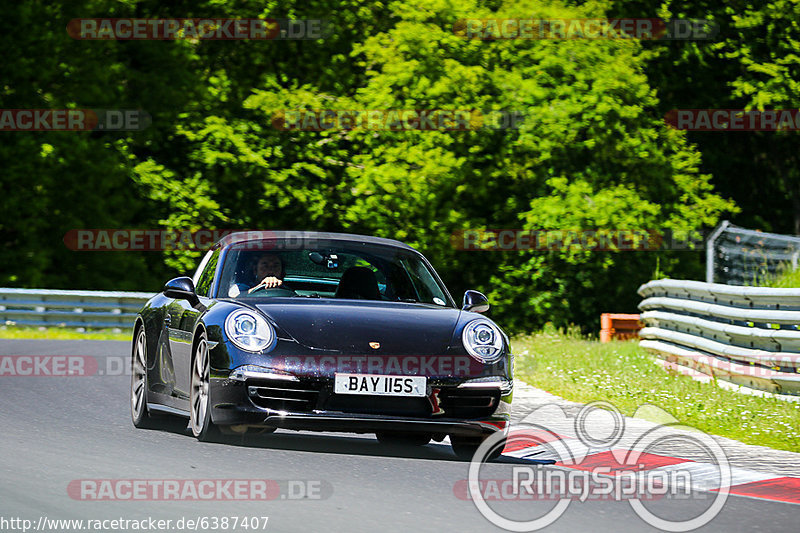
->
[163,276,200,307]
[462,290,489,313]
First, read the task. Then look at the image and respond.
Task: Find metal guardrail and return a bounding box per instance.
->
[638,279,800,397]
[0,288,154,329]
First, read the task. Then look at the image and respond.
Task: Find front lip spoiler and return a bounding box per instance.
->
[258,412,508,437]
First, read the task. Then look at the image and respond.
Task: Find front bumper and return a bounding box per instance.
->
[209,371,512,438]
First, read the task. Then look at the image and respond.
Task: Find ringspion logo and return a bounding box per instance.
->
[465,402,731,531]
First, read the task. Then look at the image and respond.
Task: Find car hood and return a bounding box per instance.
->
[254,300,461,354]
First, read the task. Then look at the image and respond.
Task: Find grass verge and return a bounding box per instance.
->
[0,325,132,341]
[513,327,800,453]
[762,265,800,288]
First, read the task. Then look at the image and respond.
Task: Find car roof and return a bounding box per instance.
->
[217,231,418,252]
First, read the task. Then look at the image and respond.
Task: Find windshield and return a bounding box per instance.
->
[216,240,453,307]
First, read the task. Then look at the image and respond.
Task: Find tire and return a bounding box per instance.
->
[131,327,157,428]
[190,331,218,442]
[376,431,431,447]
[451,435,506,461]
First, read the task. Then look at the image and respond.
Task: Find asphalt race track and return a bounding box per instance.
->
[0,339,797,532]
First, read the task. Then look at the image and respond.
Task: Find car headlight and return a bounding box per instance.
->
[225,309,276,352]
[462,319,504,363]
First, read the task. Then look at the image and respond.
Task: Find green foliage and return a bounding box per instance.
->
[0,325,132,341]
[1,0,741,330]
[726,0,800,110]
[514,329,800,452]
[600,0,800,234]
[760,264,800,288]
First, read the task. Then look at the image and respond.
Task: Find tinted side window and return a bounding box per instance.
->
[196,249,220,297]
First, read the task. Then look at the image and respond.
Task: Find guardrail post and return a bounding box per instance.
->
[705,220,730,283]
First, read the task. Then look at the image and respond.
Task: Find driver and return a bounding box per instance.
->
[250,253,286,292]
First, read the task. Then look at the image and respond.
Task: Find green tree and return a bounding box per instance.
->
[1,0,737,333]
[163,0,734,330]
[600,0,800,234]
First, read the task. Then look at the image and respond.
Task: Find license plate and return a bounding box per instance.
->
[334,373,427,397]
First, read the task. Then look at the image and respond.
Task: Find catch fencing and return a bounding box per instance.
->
[638,279,800,397]
[706,221,800,285]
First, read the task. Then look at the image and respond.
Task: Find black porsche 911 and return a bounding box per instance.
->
[130,231,513,459]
